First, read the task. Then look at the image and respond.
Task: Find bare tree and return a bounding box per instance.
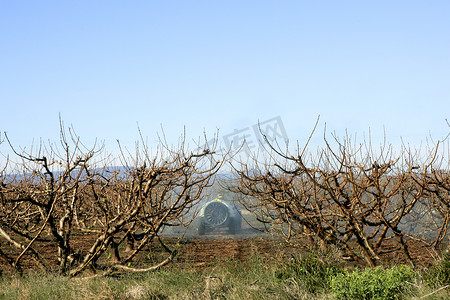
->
[229,126,448,267]
[0,125,224,276]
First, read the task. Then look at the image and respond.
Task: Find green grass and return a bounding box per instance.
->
[275,251,343,294]
[2,251,450,300]
[330,265,416,300]
[0,257,312,300]
[423,252,450,288]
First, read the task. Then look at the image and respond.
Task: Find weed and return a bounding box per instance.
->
[330,265,416,300]
[275,252,343,294]
[423,252,450,288]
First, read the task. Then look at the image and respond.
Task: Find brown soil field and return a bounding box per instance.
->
[169,234,440,271]
[0,228,441,276]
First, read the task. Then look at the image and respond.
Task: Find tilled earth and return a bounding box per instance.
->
[169,233,439,270]
[0,228,441,276]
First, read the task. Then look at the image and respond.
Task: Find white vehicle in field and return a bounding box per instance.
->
[197,196,242,235]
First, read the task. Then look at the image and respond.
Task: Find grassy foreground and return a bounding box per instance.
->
[1,253,450,300]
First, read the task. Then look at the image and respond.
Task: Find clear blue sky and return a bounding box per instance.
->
[1,1,449,159]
